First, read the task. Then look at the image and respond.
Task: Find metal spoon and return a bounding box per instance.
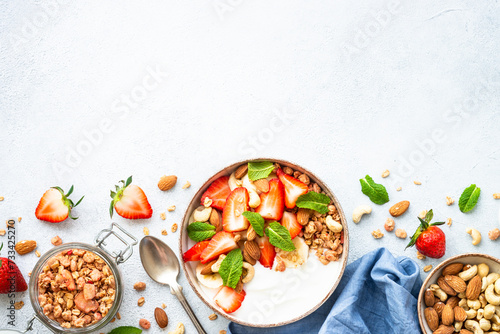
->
[140,236,206,334]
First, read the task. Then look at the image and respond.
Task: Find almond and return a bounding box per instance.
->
[434,325,454,334]
[434,302,445,317]
[14,240,36,255]
[424,307,439,331]
[424,289,436,307]
[453,306,467,322]
[388,200,410,217]
[437,276,457,296]
[441,304,454,326]
[243,248,257,265]
[200,260,217,275]
[234,165,248,179]
[154,307,168,328]
[297,208,311,226]
[234,279,244,293]
[244,240,260,260]
[246,225,256,241]
[158,175,177,191]
[446,296,460,309]
[254,178,270,193]
[460,329,473,334]
[465,275,481,300]
[209,209,222,232]
[444,275,466,293]
[442,263,464,276]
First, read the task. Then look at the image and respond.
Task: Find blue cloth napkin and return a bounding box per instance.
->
[227,248,422,334]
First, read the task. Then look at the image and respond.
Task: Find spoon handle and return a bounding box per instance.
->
[171,284,207,334]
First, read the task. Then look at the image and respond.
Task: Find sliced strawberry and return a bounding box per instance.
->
[277,168,308,209]
[256,236,276,269]
[255,179,285,220]
[110,176,152,219]
[35,186,84,223]
[182,241,210,262]
[201,176,231,211]
[214,286,246,313]
[281,211,302,239]
[200,231,238,263]
[222,188,249,232]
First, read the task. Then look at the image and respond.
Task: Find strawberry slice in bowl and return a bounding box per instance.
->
[255,179,284,220]
[201,176,231,211]
[222,187,250,232]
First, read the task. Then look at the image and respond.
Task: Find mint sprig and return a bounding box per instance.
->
[242,211,264,236]
[108,326,142,334]
[187,222,216,242]
[219,249,243,289]
[265,222,295,252]
[459,184,481,213]
[359,175,389,205]
[247,161,274,181]
[296,192,330,214]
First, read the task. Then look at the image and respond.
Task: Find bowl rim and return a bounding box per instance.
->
[179,158,349,327]
[417,252,500,333]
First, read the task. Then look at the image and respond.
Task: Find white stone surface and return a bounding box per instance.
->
[1,0,500,333]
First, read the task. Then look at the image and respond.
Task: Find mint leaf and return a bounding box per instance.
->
[459,184,481,213]
[187,222,216,242]
[359,175,389,205]
[295,192,330,214]
[247,161,274,181]
[108,326,142,334]
[219,249,243,288]
[265,222,295,252]
[242,211,264,236]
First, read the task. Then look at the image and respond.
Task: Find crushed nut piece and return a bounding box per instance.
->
[0,229,5,236]
[17,217,21,222]
[208,313,218,320]
[371,229,384,239]
[14,301,24,310]
[396,187,402,191]
[162,303,166,309]
[423,265,432,272]
[134,282,146,291]
[138,297,145,307]
[418,210,427,219]
[171,223,178,233]
[446,218,452,226]
[414,180,422,185]
[381,170,390,178]
[0,197,4,201]
[494,193,500,199]
[395,229,407,239]
[489,228,500,240]
[116,312,121,320]
[111,318,116,323]
[182,181,191,189]
[160,212,166,220]
[143,227,149,236]
[204,197,213,207]
[51,236,62,246]
[416,251,426,260]
[35,250,41,257]
[161,229,168,236]
[167,205,176,212]
[384,218,395,232]
[220,331,227,334]
[446,196,454,205]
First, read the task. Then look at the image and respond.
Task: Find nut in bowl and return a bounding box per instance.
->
[418,253,500,334]
[180,159,349,327]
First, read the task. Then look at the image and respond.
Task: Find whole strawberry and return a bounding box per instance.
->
[406,209,446,258]
[0,244,28,293]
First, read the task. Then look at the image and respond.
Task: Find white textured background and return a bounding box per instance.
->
[1,0,500,333]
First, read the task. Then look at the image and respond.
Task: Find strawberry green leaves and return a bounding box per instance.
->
[247,161,274,181]
[242,211,264,236]
[360,175,389,205]
[295,192,330,214]
[219,249,243,289]
[187,222,216,242]
[265,222,295,252]
[459,184,481,213]
[406,209,444,249]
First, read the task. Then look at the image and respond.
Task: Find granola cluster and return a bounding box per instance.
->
[37,249,115,329]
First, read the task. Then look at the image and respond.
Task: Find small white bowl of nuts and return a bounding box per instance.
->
[418,253,500,334]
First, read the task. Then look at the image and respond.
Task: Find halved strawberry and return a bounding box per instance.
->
[182,241,210,262]
[0,244,27,293]
[281,211,302,239]
[256,236,276,269]
[35,186,84,223]
[200,231,238,263]
[277,168,308,209]
[201,176,231,211]
[222,187,249,232]
[255,179,284,220]
[110,176,152,219]
[214,286,246,313]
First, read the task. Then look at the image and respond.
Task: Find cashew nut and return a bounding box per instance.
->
[352,205,372,223]
[168,322,185,334]
[241,174,258,193]
[466,308,478,319]
[465,320,485,334]
[459,292,467,299]
[460,298,469,309]
[481,294,489,308]
[455,321,463,331]
[493,321,500,331]
[466,228,482,246]
[211,254,226,273]
[430,284,448,302]
[492,313,500,325]
[478,308,484,320]
[479,318,491,331]
[468,299,482,310]
[478,263,490,278]
[495,279,500,295]
[241,262,255,283]
[495,305,500,317]
[325,215,343,233]
[459,265,478,281]
[485,304,496,320]
[483,274,500,292]
[193,206,212,222]
[228,172,243,191]
[486,284,500,306]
